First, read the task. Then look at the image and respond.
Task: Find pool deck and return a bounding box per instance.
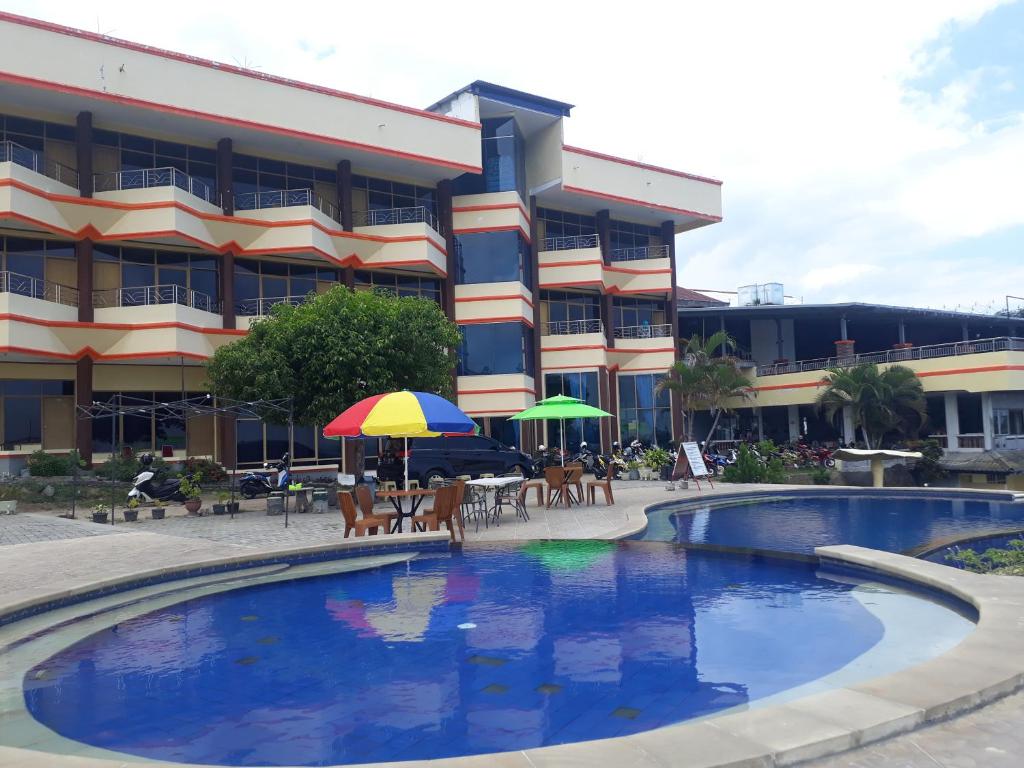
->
[2,483,1024,767]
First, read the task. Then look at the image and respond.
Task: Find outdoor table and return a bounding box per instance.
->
[377,488,436,533]
[545,466,583,508]
[466,477,527,526]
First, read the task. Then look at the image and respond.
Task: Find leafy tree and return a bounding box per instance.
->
[657,331,753,444]
[721,444,786,484]
[206,287,461,429]
[815,363,927,449]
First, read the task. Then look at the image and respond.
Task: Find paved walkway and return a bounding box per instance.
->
[0,513,125,546]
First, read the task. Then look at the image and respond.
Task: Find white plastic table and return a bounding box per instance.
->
[465,477,526,526]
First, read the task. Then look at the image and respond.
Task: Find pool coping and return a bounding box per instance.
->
[3,507,1024,766]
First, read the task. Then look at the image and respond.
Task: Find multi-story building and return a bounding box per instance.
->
[677,295,1024,461]
[0,12,723,471]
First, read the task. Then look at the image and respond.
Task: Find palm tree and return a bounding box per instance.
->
[816,363,927,448]
[658,331,753,444]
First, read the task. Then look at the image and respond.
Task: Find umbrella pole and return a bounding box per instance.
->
[560,418,565,467]
[404,436,409,491]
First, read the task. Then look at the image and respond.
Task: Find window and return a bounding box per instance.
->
[1,380,72,448]
[92,129,216,191]
[0,112,75,166]
[545,372,601,452]
[351,175,437,222]
[93,245,220,305]
[488,416,521,449]
[353,271,441,304]
[90,391,201,454]
[539,290,601,328]
[613,297,666,329]
[537,208,597,240]
[609,220,662,252]
[0,236,75,298]
[618,373,671,447]
[458,322,533,376]
[994,408,1024,436]
[236,420,343,467]
[454,230,532,288]
[453,117,526,199]
[231,154,334,197]
[235,259,339,313]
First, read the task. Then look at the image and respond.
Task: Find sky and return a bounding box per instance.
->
[4,0,1022,313]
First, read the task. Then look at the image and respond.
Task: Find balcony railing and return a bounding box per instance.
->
[1,140,79,188]
[354,206,439,232]
[235,296,306,316]
[756,337,1024,376]
[93,167,216,204]
[0,271,79,306]
[234,188,338,221]
[542,319,604,336]
[542,234,599,252]
[610,244,670,262]
[93,285,217,314]
[614,323,673,339]
[958,434,986,449]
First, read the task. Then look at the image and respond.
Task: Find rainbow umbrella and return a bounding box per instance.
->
[323,391,474,488]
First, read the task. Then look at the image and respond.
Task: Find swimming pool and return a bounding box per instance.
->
[640,493,1024,557]
[21,542,970,766]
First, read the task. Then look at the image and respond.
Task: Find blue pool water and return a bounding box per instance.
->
[640,493,1024,555]
[25,543,897,766]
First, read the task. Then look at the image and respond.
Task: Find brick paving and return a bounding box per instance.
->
[0,513,126,546]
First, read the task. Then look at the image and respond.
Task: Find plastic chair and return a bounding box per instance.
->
[355,484,397,530]
[544,466,571,508]
[338,491,390,537]
[586,478,614,505]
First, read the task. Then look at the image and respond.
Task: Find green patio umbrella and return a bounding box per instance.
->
[510,394,612,466]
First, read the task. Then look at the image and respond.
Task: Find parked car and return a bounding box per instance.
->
[377,436,534,487]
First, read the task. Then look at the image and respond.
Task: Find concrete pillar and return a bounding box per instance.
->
[74,113,95,463]
[528,194,542,400]
[216,416,237,470]
[75,239,93,323]
[75,357,93,465]
[756,407,764,441]
[220,250,235,330]
[75,112,93,197]
[842,406,856,445]
[337,159,355,288]
[961,322,970,341]
[661,220,682,439]
[944,392,960,450]
[787,405,801,442]
[981,392,995,450]
[898,318,906,344]
[436,180,456,320]
[840,315,848,340]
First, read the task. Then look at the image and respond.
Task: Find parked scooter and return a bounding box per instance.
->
[238,453,291,499]
[128,453,194,503]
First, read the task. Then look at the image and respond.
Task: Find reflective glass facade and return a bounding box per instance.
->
[234,259,339,311]
[453,117,526,199]
[544,371,601,452]
[454,230,532,288]
[613,297,667,329]
[618,373,672,447]
[609,220,662,251]
[1,380,73,449]
[90,391,200,454]
[351,175,436,218]
[537,208,596,239]
[95,246,220,303]
[94,129,217,191]
[458,322,534,376]
[0,236,74,294]
[354,270,442,303]
[232,154,335,198]
[0,112,74,152]
[236,420,341,467]
[540,290,601,325]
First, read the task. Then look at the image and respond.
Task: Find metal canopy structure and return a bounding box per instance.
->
[74,394,297,526]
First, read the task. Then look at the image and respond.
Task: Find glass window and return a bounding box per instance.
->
[237,420,263,464]
[293,425,316,460]
[544,371,601,452]
[353,270,441,304]
[3,392,41,446]
[458,322,529,376]
[609,220,661,252]
[537,208,597,240]
[232,154,334,202]
[613,297,666,330]
[351,175,437,222]
[618,374,671,447]
[454,230,531,287]
[489,416,521,449]
[540,290,600,331]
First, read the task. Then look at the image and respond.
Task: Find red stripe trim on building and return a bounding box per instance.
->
[539,259,603,268]
[562,146,724,186]
[452,202,531,220]
[542,344,675,354]
[0,345,210,361]
[751,364,1024,393]
[561,184,722,221]
[454,294,534,307]
[0,313,247,335]
[451,224,531,243]
[0,71,481,174]
[457,387,535,395]
[457,317,535,328]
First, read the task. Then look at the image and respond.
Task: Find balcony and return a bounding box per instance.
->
[235,296,306,317]
[93,285,218,314]
[542,234,599,252]
[757,337,1024,376]
[542,319,603,336]
[234,188,338,221]
[93,167,217,205]
[614,323,673,339]
[1,140,79,189]
[610,245,669,262]
[354,206,439,233]
[0,271,78,306]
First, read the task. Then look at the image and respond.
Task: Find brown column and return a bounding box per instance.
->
[598,366,611,452]
[220,250,235,329]
[75,112,93,197]
[436,180,458,396]
[217,415,237,470]
[608,368,619,448]
[75,357,93,465]
[337,159,356,288]
[529,195,542,404]
[217,138,233,215]
[216,138,237,330]
[662,219,683,443]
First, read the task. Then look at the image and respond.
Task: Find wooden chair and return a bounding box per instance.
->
[416,483,464,541]
[338,491,390,537]
[544,466,571,508]
[355,484,397,530]
[586,478,614,505]
[519,479,544,507]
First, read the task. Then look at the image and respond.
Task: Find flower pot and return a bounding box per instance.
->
[123,509,139,523]
[150,508,166,520]
[184,498,202,515]
[664,481,676,491]
[227,502,240,515]
[91,512,108,524]
[213,503,227,516]
[659,466,673,481]
[627,470,640,481]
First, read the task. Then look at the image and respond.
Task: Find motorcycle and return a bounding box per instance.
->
[129,452,194,503]
[238,453,291,499]
[573,442,598,474]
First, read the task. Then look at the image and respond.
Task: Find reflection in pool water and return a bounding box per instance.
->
[24,543,954,766]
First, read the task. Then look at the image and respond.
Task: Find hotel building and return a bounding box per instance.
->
[0,13,722,471]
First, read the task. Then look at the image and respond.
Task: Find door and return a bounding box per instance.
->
[42,396,75,450]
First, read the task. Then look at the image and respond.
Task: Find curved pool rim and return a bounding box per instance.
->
[2,514,1024,767]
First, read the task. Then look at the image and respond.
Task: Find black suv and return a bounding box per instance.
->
[377,436,534,487]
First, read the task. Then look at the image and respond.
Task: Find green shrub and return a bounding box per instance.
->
[27,450,76,477]
[643,447,671,470]
[811,467,831,485]
[96,455,166,482]
[946,540,1024,575]
[183,457,227,483]
[722,445,786,484]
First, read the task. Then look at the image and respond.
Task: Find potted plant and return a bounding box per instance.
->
[644,447,673,481]
[91,503,109,524]
[179,473,203,515]
[123,496,140,523]
[213,491,229,516]
[626,460,641,481]
[151,498,166,520]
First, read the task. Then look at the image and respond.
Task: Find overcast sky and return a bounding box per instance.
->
[6,1,1022,313]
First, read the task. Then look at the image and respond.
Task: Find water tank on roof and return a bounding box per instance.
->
[738,283,784,306]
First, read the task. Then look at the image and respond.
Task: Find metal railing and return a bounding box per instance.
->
[92,284,217,313]
[756,337,1024,376]
[542,319,604,336]
[234,188,338,221]
[0,270,79,306]
[235,296,306,316]
[614,323,673,339]
[957,434,985,449]
[353,206,439,232]
[609,244,670,262]
[93,167,216,204]
[542,234,600,252]
[1,140,80,188]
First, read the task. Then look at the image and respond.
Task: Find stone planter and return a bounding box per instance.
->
[312,491,328,514]
[123,509,139,523]
[627,469,640,481]
[266,495,284,516]
[150,508,166,520]
[91,512,108,524]
[184,498,202,515]
[213,503,227,515]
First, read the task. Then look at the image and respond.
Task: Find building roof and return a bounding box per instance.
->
[939,451,1024,475]
[675,287,728,306]
[677,300,1024,326]
[426,81,574,117]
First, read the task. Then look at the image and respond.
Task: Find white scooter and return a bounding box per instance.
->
[128,453,192,503]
